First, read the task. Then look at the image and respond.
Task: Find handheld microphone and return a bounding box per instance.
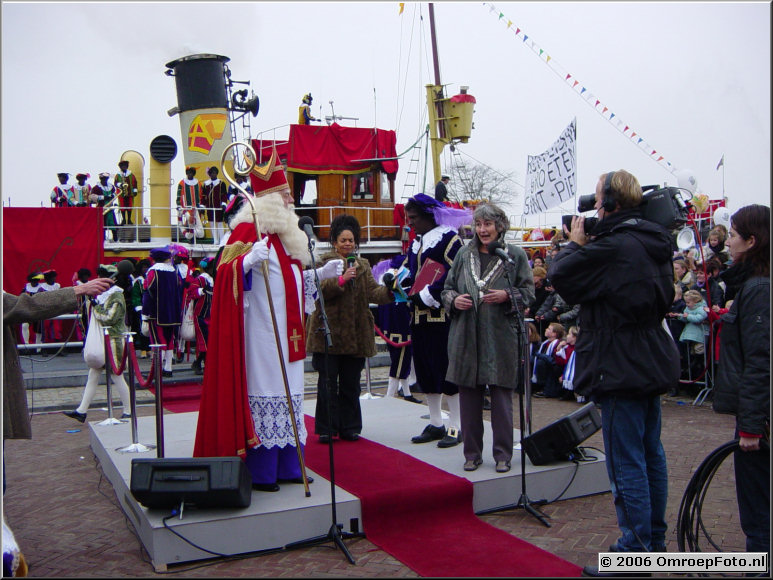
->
[112,259,135,280]
[297,216,315,240]
[487,241,515,265]
[347,254,357,288]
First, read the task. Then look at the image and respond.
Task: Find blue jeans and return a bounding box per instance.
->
[599,395,668,552]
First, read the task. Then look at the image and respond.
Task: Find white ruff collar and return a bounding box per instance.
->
[150,263,175,272]
[199,272,213,285]
[412,225,455,253]
[205,178,221,186]
[121,170,132,177]
[96,285,123,304]
[184,178,199,186]
[230,193,311,266]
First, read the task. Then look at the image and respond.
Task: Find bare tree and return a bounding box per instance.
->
[447,160,515,205]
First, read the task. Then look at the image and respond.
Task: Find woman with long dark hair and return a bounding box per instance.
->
[712,204,770,557]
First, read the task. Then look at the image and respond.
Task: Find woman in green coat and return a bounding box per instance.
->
[441,203,534,473]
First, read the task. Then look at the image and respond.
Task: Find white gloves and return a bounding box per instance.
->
[243,238,270,271]
[316,259,344,281]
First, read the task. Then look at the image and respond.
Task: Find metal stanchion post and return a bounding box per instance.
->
[359,356,381,400]
[117,333,156,454]
[151,344,165,457]
[97,328,122,426]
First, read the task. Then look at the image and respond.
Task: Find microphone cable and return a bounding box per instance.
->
[677,437,768,560]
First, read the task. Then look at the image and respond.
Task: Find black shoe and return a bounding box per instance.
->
[278,476,314,484]
[162,370,173,378]
[175,354,184,364]
[483,397,491,410]
[252,482,280,492]
[397,387,404,398]
[63,410,86,423]
[120,413,131,419]
[318,434,332,444]
[191,360,202,375]
[582,566,651,577]
[340,433,360,441]
[411,424,446,444]
[667,388,679,397]
[403,395,423,404]
[437,433,462,448]
[533,392,549,398]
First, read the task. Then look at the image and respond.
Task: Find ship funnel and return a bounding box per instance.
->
[148,135,178,244]
[164,54,234,178]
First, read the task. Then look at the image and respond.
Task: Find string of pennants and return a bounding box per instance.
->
[482,2,680,176]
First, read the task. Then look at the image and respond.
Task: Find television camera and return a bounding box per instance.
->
[562,185,691,234]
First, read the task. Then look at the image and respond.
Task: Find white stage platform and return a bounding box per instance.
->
[89,396,609,571]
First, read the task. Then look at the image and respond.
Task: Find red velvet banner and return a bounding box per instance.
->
[253,123,398,176]
[3,207,103,294]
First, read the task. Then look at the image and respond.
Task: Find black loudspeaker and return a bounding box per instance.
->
[130,457,252,509]
[523,402,602,465]
[602,171,617,212]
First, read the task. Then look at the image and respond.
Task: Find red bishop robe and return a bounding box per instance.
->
[193,222,306,458]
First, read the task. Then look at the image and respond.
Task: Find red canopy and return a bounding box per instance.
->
[253,123,398,176]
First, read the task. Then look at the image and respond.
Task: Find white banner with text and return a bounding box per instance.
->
[524,118,577,216]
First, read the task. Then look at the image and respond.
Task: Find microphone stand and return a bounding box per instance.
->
[284,229,360,564]
[476,250,550,527]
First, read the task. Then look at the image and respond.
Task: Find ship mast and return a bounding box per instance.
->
[426,3,446,186]
[425,3,475,188]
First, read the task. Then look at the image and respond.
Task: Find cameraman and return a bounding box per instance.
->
[549,170,680,574]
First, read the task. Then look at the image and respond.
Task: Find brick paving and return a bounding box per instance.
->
[4,353,747,577]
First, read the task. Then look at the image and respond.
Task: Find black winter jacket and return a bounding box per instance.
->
[548,208,680,398]
[712,275,770,435]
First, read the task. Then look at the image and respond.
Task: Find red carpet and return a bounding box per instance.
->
[148,382,202,414]
[303,416,581,577]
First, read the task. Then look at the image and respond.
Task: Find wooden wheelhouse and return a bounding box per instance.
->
[253,123,401,244]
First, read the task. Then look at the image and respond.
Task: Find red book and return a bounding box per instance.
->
[409,258,446,296]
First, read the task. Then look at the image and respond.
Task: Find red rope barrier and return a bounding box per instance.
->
[127,341,156,389]
[374,324,412,348]
[103,332,128,375]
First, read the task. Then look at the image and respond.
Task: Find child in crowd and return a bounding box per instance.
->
[693,258,726,309]
[704,299,733,379]
[554,326,579,401]
[699,227,731,266]
[532,322,566,398]
[679,290,708,381]
[666,284,687,396]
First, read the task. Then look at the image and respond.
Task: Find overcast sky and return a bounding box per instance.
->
[2,1,770,227]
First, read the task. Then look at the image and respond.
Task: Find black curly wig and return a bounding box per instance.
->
[329,214,361,247]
